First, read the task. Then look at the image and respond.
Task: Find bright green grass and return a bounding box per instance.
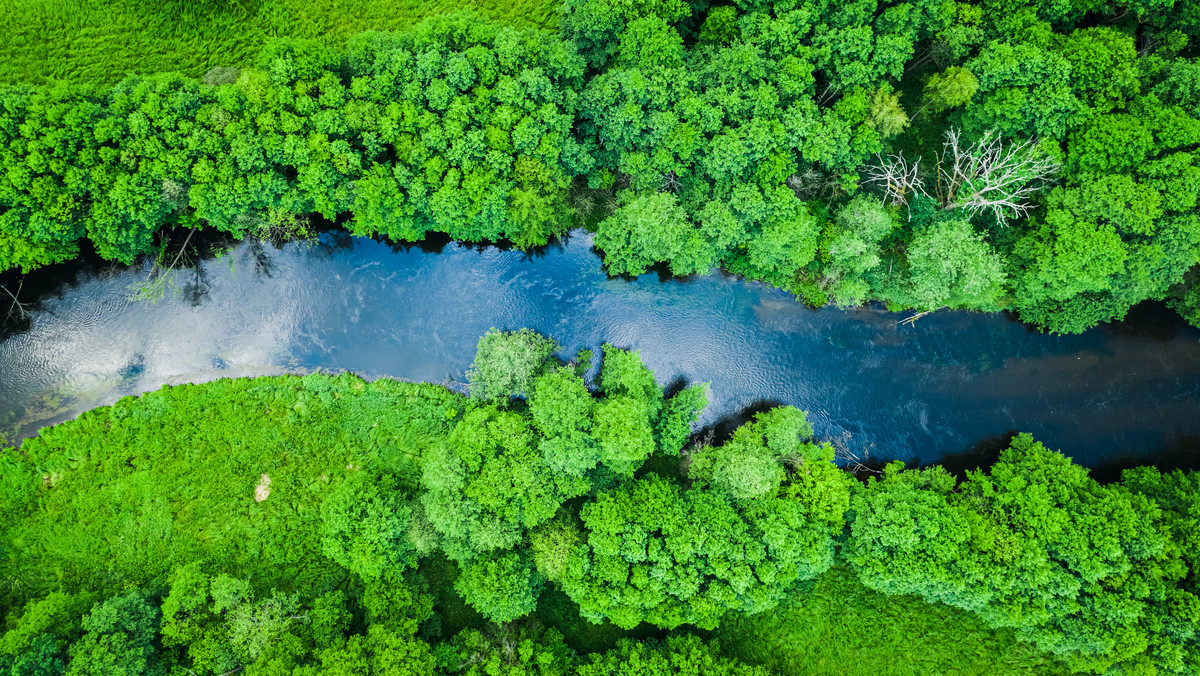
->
[0,373,462,599]
[0,0,559,85]
[713,567,1068,676]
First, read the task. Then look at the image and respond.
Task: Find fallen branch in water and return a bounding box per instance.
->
[1,279,29,321]
[897,308,941,327]
[146,226,198,282]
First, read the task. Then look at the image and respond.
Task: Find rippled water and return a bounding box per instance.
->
[2,230,1199,468]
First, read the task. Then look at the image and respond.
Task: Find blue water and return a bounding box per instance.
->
[2,230,1199,468]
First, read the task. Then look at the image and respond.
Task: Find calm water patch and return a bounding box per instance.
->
[2,230,1199,468]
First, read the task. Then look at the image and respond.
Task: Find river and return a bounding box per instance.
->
[2,229,1199,470]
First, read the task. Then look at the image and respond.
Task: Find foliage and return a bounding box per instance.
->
[594,192,708,277]
[320,472,417,580]
[0,14,591,273]
[64,589,164,676]
[844,433,1182,673]
[419,404,588,562]
[454,550,544,624]
[889,216,1007,311]
[1012,97,1200,332]
[560,432,851,631]
[467,328,561,402]
[815,196,897,307]
[439,623,576,675]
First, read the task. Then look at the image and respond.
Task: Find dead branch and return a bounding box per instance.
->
[934,129,1060,225]
[897,308,941,326]
[1,279,29,321]
[862,153,924,207]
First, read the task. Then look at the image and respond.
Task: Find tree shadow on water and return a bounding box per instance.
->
[690,399,784,449]
[1090,434,1200,484]
[932,431,1020,482]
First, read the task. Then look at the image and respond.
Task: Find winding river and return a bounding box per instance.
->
[2,229,1199,469]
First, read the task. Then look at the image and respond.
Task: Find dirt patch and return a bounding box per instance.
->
[254,473,271,502]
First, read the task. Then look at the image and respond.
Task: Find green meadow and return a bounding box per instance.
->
[0,0,557,84]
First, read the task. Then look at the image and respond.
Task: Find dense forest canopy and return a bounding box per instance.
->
[1,329,1198,674]
[0,0,1198,332]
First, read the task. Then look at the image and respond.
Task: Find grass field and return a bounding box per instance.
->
[713,567,1067,676]
[0,0,559,85]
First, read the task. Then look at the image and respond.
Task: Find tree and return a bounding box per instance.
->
[698,6,739,44]
[930,129,1060,224]
[844,433,1171,672]
[1118,467,1200,674]
[319,471,417,580]
[8,634,64,676]
[741,207,821,285]
[1169,266,1200,330]
[866,84,909,138]
[0,592,95,664]
[160,563,239,675]
[594,193,714,277]
[559,0,693,68]
[529,367,599,476]
[420,406,588,562]
[467,328,560,401]
[1055,27,1139,114]
[866,128,1060,224]
[1013,99,1200,332]
[921,66,979,115]
[290,626,437,676]
[454,550,543,623]
[963,40,1082,139]
[653,383,709,456]
[562,417,848,631]
[65,589,164,676]
[210,576,305,666]
[902,216,1007,311]
[360,569,435,635]
[440,623,575,676]
[819,196,897,306]
[688,406,816,499]
[591,396,657,477]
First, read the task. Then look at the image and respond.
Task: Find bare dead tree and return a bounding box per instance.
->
[830,435,883,477]
[815,82,842,107]
[862,153,924,207]
[933,128,1061,225]
[786,168,837,200]
[904,38,953,75]
[661,170,681,193]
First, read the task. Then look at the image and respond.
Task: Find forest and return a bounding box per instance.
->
[0,328,1198,675]
[0,0,1199,332]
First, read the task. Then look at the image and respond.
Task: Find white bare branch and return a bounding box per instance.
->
[862,153,925,207]
[934,129,1061,225]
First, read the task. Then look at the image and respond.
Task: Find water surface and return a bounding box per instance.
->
[2,231,1199,468]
